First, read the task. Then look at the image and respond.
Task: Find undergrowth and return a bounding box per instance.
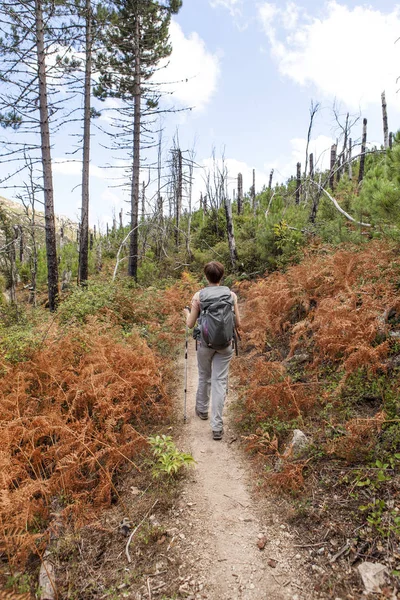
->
[234,240,400,565]
[0,273,198,571]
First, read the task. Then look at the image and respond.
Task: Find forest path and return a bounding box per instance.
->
[173,340,309,600]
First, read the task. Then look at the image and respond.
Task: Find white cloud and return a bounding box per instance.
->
[210,0,242,17]
[281,2,300,30]
[53,159,107,179]
[258,2,400,110]
[157,21,220,112]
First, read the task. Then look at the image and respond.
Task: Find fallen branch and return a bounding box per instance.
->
[125,499,158,563]
[310,180,371,227]
[330,541,351,563]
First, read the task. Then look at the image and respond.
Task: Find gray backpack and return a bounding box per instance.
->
[198,286,235,349]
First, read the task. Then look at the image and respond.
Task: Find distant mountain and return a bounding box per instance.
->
[0,195,79,236]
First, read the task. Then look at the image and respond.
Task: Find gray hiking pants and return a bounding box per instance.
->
[196,342,233,432]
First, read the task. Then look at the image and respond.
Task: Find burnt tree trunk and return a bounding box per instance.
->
[237,173,243,215]
[329,144,337,190]
[19,225,24,262]
[35,0,58,310]
[295,162,301,204]
[128,15,141,280]
[358,118,368,185]
[309,153,314,178]
[381,91,389,149]
[251,168,256,212]
[175,149,182,248]
[348,138,353,180]
[223,195,238,270]
[268,169,274,190]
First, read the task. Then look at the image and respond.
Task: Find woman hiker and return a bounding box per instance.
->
[183,261,241,441]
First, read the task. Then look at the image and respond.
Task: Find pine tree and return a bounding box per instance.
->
[95,0,182,280]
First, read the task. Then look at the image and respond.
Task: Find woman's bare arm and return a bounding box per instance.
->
[234,298,241,330]
[184,298,200,329]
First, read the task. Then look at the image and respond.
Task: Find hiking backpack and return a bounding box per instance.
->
[198,286,235,349]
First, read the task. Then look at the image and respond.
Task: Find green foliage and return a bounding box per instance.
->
[148,434,195,478]
[5,572,31,593]
[358,133,400,237]
[192,208,227,249]
[58,281,114,324]
[138,252,161,286]
[355,455,400,538]
[0,321,41,363]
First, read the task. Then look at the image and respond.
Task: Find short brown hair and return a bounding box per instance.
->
[204,261,224,284]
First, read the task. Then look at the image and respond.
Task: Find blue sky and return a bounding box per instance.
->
[1,0,400,227]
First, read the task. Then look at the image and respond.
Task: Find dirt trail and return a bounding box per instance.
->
[173,342,309,600]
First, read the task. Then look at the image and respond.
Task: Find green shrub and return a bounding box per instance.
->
[58,281,115,324]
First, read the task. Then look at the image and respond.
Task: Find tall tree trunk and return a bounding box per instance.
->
[389,132,393,149]
[141,180,145,221]
[329,144,337,190]
[237,173,243,215]
[348,138,352,180]
[268,169,274,190]
[175,149,182,248]
[186,154,194,261]
[223,195,238,270]
[35,0,58,311]
[35,0,58,310]
[338,112,349,180]
[128,16,141,280]
[19,224,24,262]
[309,153,314,178]
[251,168,256,212]
[295,162,301,204]
[9,230,18,305]
[358,118,367,185]
[78,0,92,285]
[381,91,389,149]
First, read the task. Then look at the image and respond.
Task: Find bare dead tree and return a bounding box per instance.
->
[268,169,274,190]
[381,91,389,149]
[348,138,353,180]
[170,143,183,249]
[295,162,301,204]
[185,147,196,262]
[237,173,243,215]
[310,180,371,227]
[218,156,238,269]
[329,144,337,189]
[358,118,368,184]
[304,100,321,177]
[309,153,314,178]
[333,104,360,180]
[251,169,256,212]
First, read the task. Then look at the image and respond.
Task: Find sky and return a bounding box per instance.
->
[1,0,400,227]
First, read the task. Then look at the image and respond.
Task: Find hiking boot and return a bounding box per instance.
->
[212,430,223,441]
[195,407,208,420]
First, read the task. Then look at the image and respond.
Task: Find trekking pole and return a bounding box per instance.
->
[184,314,189,424]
